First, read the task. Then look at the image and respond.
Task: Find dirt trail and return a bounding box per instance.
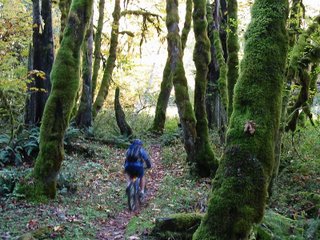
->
[97,144,164,240]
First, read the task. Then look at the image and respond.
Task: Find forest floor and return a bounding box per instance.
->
[0,136,211,240]
[0,124,319,239]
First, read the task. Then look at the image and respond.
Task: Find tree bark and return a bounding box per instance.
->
[92,0,121,118]
[166,0,197,166]
[75,15,93,129]
[91,0,105,101]
[193,0,218,177]
[25,0,54,126]
[32,0,94,199]
[114,87,133,137]
[226,0,239,118]
[151,0,192,133]
[193,0,288,238]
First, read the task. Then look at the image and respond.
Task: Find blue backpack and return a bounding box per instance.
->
[126,144,141,162]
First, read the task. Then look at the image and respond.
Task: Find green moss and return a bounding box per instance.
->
[33,0,93,199]
[193,0,288,239]
[226,0,240,118]
[213,30,227,108]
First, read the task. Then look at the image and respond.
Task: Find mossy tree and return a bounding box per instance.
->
[58,0,72,43]
[91,0,105,101]
[92,0,120,118]
[25,0,54,126]
[226,0,239,118]
[32,0,94,199]
[193,0,289,238]
[166,0,197,167]
[193,0,218,176]
[205,0,228,142]
[285,15,320,132]
[151,0,192,134]
[75,16,93,129]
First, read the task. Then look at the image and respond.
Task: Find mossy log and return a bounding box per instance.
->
[31,0,94,199]
[193,0,289,239]
[58,0,72,43]
[114,87,133,137]
[151,213,203,240]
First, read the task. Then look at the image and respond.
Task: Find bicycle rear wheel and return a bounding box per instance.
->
[127,180,140,211]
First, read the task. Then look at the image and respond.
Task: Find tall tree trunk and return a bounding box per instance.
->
[114,87,133,137]
[193,0,288,238]
[32,0,93,199]
[25,0,54,126]
[193,0,218,177]
[166,0,197,166]
[151,0,192,133]
[226,0,239,118]
[92,0,120,118]
[75,15,93,129]
[206,0,228,141]
[91,0,105,101]
[59,0,72,42]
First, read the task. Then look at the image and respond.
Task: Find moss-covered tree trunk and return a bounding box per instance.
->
[75,15,93,129]
[33,0,93,199]
[151,0,192,133]
[193,0,218,177]
[59,0,72,43]
[166,0,197,165]
[226,0,239,118]
[92,0,120,118]
[114,87,133,137]
[25,0,54,126]
[91,0,105,101]
[205,0,228,142]
[193,0,288,239]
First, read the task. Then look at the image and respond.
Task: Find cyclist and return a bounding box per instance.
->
[124,139,152,198]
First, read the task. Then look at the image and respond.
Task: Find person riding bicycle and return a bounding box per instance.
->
[124,139,151,198]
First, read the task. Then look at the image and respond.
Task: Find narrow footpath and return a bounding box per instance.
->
[97,144,164,239]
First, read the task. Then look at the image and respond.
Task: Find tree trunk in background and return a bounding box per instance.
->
[166,0,197,166]
[25,0,54,127]
[75,16,93,129]
[226,0,239,119]
[92,0,105,101]
[59,0,72,42]
[193,0,288,238]
[151,0,192,133]
[33,0,93,199]
[92,0,120,118]
[206,0,227,142]
[193,0,218,177]
[115,87,133,137]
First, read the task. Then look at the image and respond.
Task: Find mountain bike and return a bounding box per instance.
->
[126,176,144,211]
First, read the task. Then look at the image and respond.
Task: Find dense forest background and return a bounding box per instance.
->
[0,0,319,239]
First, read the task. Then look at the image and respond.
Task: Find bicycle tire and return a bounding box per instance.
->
[127,178,140,211]
[127,182,136,211]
